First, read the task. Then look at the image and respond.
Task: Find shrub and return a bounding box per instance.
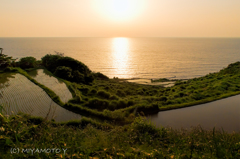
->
[190,93,205,100]
[109,95,119,100]
[56,56,91,75]
[89,89,97,95]
[179,92,185,97]
[129,117,162,143]
[137,88,145,95]
[54,66,72,80]
[92,72,109,80]
[41,54,96,84]
[220,81,231,90]
[41,54,61,72]
[220,62,240,75]
[0,53,16,69]
[159,96,168,102]
[97,90,110,99]
[109,101,118,110]
[116,100,128,109]
[127,100,135,106]
[72,70,85,83]
[116,90,126,97]
[27,117,44,125]
[75,95,82,102]
[86,98,110,110]
[18,56,37,69]
[78,87,89,95]
[151,78,169,82]
[84,74,94,84]
[131,117,159,135]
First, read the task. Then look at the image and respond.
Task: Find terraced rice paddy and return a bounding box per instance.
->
[148,94,240,132]
[0,73,81,122]
[28,69,72,103]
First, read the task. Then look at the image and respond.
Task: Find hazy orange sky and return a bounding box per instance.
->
[1,0,240,37]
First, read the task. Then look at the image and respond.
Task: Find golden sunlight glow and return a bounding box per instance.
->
[112,37,129,57]
[111,38,130,76]
[93,0,146,22]
[1,1,240,37]
[109,0,133,20]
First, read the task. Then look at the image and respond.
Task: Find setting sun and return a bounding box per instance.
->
[1,0,240,157]
[93,0,146,22]
[110,0,132,20]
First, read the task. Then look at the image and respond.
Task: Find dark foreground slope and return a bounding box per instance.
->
[0,113,240,158]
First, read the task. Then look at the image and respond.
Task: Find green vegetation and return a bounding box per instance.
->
[41,54,94,84]
[0,113,239,158]
[1,52,240,157]
[2,53,240,125]
[18,56,39,69]
[151,78,176,82]
[0,49,40,71]
[0,52,16,69]
[59,61,240,124]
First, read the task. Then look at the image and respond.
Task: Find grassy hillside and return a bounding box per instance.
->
[61,61,240,124]
[1,54,240,158]
[0,113,240,158]
[1,55,240,125]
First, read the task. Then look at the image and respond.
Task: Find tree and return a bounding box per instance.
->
[41,54,62,72]
[18,57,37,69]
[54,66,73,80]
[0,49,16,69]
[41,54,93,84]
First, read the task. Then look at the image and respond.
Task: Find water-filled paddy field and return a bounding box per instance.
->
[0,68,240,132]
[28,69,72,103]
[148,94,240,132]
[0,72,81,122]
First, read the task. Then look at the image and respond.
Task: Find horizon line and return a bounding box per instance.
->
[1,36,240,38]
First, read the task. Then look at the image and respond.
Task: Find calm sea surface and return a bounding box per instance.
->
[0,37,239,79]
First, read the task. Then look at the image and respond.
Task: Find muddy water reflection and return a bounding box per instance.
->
[148,95,240,132]
[28,69,72,103]
[0,73,81,122]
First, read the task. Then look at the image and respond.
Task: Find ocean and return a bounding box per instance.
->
[0,37,239,79]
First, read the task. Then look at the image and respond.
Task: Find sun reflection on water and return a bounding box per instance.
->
[111,37,130,78]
